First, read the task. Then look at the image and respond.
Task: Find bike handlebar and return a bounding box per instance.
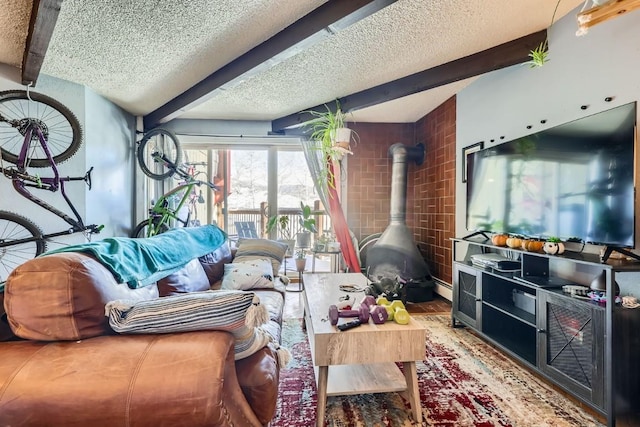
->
[151,152,219,191]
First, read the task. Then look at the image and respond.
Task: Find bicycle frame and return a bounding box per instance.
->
[0,122,101,248]
[143,182,196,234]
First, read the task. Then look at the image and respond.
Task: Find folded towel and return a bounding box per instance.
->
[43,225,227,288]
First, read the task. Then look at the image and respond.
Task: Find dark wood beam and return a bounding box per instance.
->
[144,0,396,131]
[272,29,547,131]
[21,0,63,86]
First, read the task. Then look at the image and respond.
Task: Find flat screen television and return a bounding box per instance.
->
[466,101,637,248]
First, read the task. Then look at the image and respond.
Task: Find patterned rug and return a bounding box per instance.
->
[272,315,604,427]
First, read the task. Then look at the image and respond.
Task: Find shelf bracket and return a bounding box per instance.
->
[462,230,491,241]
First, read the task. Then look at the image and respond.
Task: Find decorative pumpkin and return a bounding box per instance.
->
[523,240,544,252]
[506,237,522,249]
[543,241,565,255]
[491,234,508,247]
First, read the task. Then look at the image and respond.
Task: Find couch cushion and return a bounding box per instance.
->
[234,239,288,277]
[0,332,263,427]
[106,290,272,360]
[4,252,158,341]
[198,240,233,286]
[221,258,274,290]
[157,258,210,296]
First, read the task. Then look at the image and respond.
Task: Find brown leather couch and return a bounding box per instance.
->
[0,240,285,427]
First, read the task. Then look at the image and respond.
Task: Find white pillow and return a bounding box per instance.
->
[221,258,274,290]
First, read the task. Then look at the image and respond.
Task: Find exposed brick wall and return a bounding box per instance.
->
[345,96,456,285]
[346,122,415,242]
[414,96,456,285]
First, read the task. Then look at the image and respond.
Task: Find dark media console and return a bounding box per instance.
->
[452,237,640,427]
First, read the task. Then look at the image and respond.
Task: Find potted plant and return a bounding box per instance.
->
[306,101,359,187]
[296,202,317,249]
[543,237,565,255]
[295,249,307,272]
[266,213,295,254]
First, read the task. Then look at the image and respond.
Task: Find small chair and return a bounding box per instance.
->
[234,221,258,239]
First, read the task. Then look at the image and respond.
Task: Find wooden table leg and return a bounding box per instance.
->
[316,365,328,427]
[402,361,422,423]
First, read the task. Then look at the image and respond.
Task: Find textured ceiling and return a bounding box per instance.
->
[1,0,584,124]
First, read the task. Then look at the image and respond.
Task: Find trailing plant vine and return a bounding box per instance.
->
[527,0,562,67]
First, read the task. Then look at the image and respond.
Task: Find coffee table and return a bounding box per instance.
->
[302,273,425,426]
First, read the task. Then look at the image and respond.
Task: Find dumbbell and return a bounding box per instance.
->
[375,297,410,325]
[359,295,388,324]
[328,303,369,326]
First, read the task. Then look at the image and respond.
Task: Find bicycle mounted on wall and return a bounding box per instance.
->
[132,148,218,238]
[0,90,103,285]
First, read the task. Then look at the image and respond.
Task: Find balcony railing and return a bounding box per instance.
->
[227,201,330,241]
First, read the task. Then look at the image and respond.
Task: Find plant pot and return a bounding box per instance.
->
[295,258,307,272]
[296,231,312,249]
[543,241,565,255]
[331,127,352,144]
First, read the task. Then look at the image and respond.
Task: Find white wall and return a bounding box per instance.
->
[0,64,135,247]
[455,7,640,293]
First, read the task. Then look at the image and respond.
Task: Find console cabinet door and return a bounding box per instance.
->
[537,291,605,410]
[452,263,482,329]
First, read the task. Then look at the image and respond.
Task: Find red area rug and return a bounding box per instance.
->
[272,315,604,426]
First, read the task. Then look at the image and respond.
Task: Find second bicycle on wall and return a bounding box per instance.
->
[133,132,218,238]
[0,90,103,286]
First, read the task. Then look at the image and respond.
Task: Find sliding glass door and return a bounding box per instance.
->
[179,145,325,240]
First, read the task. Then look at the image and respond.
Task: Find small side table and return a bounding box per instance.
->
[311,250,341,273]
[285,257,306,293]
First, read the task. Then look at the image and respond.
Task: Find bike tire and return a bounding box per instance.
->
[0,211,46,286]
[137,128,182,180]
[131,220,170,238]
[0,90,83,167]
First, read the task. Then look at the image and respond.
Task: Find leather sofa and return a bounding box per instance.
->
[0,240,285,427]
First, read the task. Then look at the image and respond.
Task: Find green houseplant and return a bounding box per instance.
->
[527,0,561,67]
[306,101,359,188]
[296,202,317,249]
[266,214,292,240]
[295,249,307,272]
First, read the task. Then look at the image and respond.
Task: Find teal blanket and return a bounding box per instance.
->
[43,225,227,288]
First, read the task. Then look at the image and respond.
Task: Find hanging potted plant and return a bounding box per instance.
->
[306,101,359,187]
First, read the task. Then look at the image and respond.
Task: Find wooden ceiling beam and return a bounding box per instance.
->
[272,29,547,131]
[144,0,397,131]
[576,0,640,35]
[21,0,63,86]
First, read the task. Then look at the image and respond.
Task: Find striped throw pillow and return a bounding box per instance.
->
[105,290,270,360]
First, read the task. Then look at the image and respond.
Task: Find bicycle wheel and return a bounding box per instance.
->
[0,90,83,167]
[137,128,182,180]
[131,220,170,238]
[0,211,46,286]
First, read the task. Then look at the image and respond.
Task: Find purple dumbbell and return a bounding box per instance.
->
[328,304,370,326]
[360,295,388,324]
